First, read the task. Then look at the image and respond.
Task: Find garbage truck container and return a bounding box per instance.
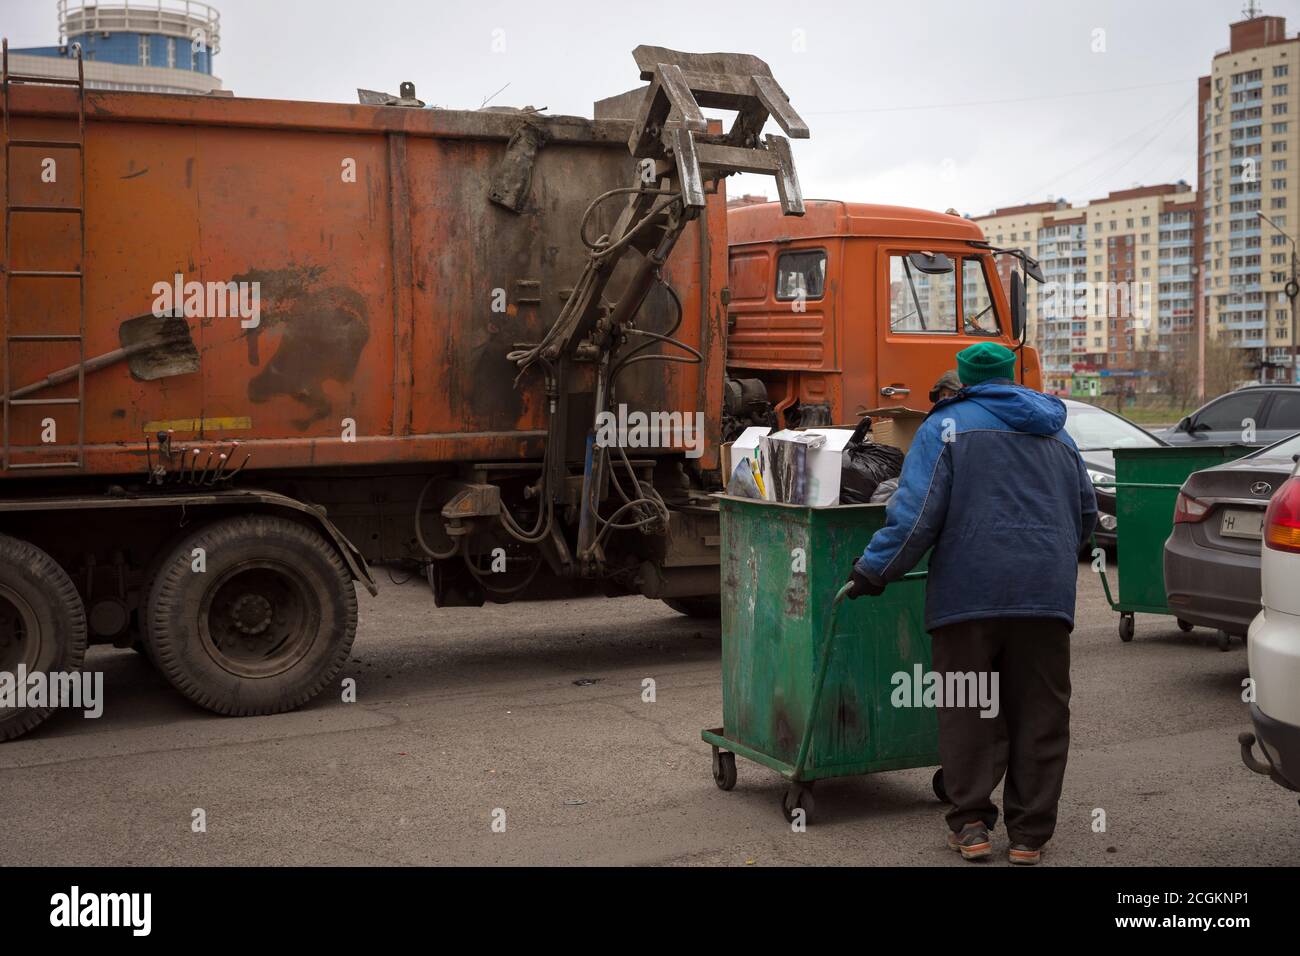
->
[701,494,943,823]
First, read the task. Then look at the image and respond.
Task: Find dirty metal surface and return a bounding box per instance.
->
[0,83,725,477]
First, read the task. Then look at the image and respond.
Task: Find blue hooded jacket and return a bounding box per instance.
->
[854,381,1098,631]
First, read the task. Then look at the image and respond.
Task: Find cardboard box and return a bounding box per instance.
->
[727,425,859,506]
[859,406,929,453]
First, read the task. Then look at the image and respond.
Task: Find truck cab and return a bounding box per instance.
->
[724,200,1042,433]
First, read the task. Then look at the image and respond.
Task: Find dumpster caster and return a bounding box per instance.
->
[781,782,815,824]
[1177,618,1194,633]
[712,748,737,791]
[1216,630,1233,652]
[1118,614,1135,643]
[931,767,950,804]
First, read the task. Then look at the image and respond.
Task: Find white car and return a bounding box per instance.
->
[1241,459,1300,794]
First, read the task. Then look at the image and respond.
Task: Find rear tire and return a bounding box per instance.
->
[0,534,88,741]
[146,515,357,716]
[663,596,721,618]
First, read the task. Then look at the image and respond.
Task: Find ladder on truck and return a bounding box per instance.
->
[0,38,87,472]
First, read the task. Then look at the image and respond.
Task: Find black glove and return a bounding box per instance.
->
[845,564,886,600]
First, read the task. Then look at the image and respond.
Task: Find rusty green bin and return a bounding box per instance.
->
[1096,444,1251,645]
[701,495,943,823]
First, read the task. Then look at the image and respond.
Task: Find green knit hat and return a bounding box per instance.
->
[956,342,1016,387]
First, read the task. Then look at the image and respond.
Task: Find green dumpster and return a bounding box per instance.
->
[701,495,943,823]
[1097,444,1251,644]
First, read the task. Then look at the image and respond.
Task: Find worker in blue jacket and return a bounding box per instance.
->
[847,342,1097,865]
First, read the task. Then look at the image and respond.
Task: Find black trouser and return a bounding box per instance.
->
[929,617,1071,849]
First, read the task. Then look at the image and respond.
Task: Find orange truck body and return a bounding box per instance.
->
[726,200,1041,426]
[0,83,725,478]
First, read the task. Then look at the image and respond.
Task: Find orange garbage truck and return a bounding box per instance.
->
[0,43,812,738]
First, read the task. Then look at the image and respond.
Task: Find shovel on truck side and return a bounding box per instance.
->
[2,312,199,402]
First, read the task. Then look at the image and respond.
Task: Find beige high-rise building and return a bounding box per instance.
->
[1198,10,1300,383]
[1076,183,1196,375]
[974,187,1197,395]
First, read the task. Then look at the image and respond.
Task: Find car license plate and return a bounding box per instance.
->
[1220,508,1264,540]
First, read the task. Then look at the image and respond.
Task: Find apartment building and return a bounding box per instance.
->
[1035,213,1087,394]
[975,186,1196,394]
[1198,11,1300,382]
[1078,183,1197,376]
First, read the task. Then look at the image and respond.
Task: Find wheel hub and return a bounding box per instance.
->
[230,593,273,635]
[200,562,318,679]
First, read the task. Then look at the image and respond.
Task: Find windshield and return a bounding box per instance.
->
[1063,403,1161,451]
[1249,432,1300,460]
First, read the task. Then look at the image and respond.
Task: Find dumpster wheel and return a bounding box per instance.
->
[1118,613,1135,642]
[711,747,737,791]
[781,782,815,824]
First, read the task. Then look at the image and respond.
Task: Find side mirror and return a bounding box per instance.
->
[1023,258,1047,284]
[907,251,954,275]
[1009,270,1026,341]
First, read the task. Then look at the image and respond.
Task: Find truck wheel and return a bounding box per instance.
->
[146,515,357,716]
[0,534,88,741]
[662,596,721,618]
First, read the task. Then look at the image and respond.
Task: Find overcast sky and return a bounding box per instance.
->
[4,0,1298,214]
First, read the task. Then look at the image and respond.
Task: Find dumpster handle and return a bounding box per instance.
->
[1090,533,1121,612]
[790,569,927,783]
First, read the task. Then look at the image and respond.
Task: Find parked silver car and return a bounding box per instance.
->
[1164,432,1300,648]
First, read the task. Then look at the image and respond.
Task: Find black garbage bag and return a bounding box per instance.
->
[839,418,905,505]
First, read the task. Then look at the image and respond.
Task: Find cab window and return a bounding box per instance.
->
[775,250,826,300]
[888,254,956,333]
[961,258,1000,336]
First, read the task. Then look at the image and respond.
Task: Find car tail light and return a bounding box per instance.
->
[1174,492,1210,524]
[1264,477,1300,553]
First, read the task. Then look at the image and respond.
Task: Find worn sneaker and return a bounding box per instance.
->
[1008,844,1042,865]
[946,822,992,861]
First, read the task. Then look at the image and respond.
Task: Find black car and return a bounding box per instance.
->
[1163,432,1300,640]
[1159,385,1300,446]
[1062,399,1168,550]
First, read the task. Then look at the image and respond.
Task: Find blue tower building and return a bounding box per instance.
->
[10,1,222,94]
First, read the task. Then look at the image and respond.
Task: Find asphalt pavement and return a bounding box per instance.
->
[0,560,1293,866]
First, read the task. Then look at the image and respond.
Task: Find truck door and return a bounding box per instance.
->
[875,248,959,411]
[874,249,1010,411]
